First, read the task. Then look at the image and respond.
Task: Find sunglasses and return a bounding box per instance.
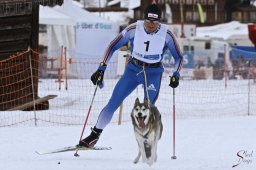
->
[145,19,159,24]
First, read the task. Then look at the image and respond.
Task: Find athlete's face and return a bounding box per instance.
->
[144,19,160,33]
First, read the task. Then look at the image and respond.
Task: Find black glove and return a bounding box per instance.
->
[91,70,104,85]
[169,71,180,88]
[91,63,107,87]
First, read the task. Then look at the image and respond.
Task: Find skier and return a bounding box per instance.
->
[78,2,183,148]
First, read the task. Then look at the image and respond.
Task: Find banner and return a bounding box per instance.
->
[162,50,194,69]
[231,46,256,65]
[165,3,172,23]
[197,3,205,23]
[76,22,118,58]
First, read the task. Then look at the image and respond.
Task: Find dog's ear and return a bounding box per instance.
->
[144,99,149,107]
[135,98,140,105]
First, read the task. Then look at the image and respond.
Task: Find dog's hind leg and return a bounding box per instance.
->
[133,150,141,164]
[154,143,158,162]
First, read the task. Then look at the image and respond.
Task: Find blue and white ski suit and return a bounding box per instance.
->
[96,21,183,129]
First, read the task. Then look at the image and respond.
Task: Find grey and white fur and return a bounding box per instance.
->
[131,98,163,166]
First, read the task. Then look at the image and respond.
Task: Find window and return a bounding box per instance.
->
[232,12,242,22]
[191,46,194,51]
[39,24,46,33]
[250,12,256,21]
[183,45,194,52]
[193,12,199,21]
[186,11,193,22]
[208,0,215,5]
[243,12,248,22]
[184,46,189,51]
[201,0,208,5]
[205,42,211,49]
[185,11,206,23]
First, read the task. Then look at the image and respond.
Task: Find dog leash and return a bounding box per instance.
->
[135,64,151,107]
[143,64,151,107]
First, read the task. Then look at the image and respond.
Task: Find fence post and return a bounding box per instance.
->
[247,60,251,116]
[224,44,227,89]
[64,47,68,90]
[118,103,123,125]
[28,47,37,126]
[58,46,63,90]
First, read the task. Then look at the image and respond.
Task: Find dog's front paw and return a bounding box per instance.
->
[133,152,141,164]
[154,154,157,162]
[146,154,157,166]
[133,158,139,164]
[147,159,154,166]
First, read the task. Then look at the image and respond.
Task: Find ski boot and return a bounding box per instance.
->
[77,126,103,148]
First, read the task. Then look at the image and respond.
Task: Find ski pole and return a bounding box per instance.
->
[74,78,101,157]
[171,87,177,159]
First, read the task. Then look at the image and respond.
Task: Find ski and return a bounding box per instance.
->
[35,145,112,155]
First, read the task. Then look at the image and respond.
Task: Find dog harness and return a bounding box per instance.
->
[135,116,155,140]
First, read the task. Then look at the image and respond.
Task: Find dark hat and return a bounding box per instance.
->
[144,4,162,20]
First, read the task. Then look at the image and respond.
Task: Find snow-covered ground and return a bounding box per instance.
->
[0,72,255,170]
[0,116,256,170]
[3,1,256,169]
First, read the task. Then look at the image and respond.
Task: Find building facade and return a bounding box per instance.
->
[132,0,256,25]
[0,0,63,111]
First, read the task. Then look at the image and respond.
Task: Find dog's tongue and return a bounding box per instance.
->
[138,117,145,128]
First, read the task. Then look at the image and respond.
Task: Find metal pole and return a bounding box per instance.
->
[28,47,37,126]
[59,46,63,90]
[99,0,101,17]
[224,44,227,89]
[215,2,218,22]
[118,102,123,125]
[171,88,177,159]
[248,61,251,116]
[180,1,185,38]
[64,47,68,90]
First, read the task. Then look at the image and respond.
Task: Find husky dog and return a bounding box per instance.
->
[131,98,163,166]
